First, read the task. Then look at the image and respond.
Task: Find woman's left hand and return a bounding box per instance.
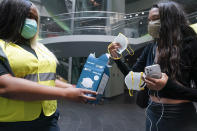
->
[143,73,168,91]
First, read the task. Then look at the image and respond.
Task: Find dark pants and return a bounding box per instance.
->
[146,101,197,131]
[0,110,60,131]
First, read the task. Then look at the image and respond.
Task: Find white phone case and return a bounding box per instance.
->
[145,64,162,79]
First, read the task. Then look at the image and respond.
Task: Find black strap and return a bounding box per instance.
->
[0,45,15,76]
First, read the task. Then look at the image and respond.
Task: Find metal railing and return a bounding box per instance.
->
[39,10,197,39]
[39,11,149,38]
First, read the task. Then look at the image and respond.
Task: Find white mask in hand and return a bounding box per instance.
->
[114,33,128,54]
[125,71,146,91]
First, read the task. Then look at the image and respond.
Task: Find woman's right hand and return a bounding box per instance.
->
[64,87,97,103]
[108,42,121,58]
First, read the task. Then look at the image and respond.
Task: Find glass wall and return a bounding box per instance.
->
[37,0,150,38]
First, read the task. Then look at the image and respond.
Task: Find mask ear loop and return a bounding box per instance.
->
[129,71,134,96]
[139,72,146,90]
[108,43,122,60]
[125,46,135,56]
[108,43,135,60]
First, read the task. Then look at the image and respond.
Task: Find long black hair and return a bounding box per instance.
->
[0,0,32,42]
[154,1,197,81]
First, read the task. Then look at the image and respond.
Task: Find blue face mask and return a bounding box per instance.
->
[21,18,37,39]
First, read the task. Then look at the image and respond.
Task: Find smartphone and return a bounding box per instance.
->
[145,64,162,79]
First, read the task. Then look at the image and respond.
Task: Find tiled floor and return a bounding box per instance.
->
[58,93,146,131]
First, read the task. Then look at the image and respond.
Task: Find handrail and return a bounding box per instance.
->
[40,10,196,38]
[52,10,196,19]
[47,15,147,25]
[53,10,150,17]
[57,16,123,21]
[188,15,197,19]
[73,27,107,31]
[74,25,107,28]
[53,11,125,17]
[187,11,197,17]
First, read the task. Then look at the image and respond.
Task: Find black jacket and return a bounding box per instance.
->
[115,38,197,102]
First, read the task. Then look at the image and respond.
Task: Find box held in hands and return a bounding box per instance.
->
[76,53,110,103]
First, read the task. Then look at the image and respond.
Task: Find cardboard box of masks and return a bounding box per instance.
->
[76,53,110,103]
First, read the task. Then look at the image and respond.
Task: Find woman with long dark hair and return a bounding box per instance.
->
[109,1,197,131]
[0,0,96,131]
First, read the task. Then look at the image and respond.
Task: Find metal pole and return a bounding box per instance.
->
[106,0,112,35]
[68,57,72,83]
[71,0,76,34]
